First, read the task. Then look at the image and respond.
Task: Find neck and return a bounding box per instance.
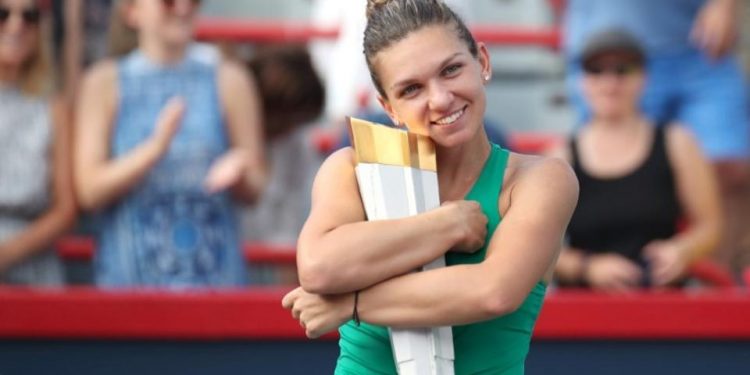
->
[436,128,491,201]
[139,36,187,65]
[589,111,644,132]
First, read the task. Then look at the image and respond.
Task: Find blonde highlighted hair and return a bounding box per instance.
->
[108,0,138,57]
[19,6,55,97]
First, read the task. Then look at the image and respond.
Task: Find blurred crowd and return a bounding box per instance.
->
[1,0,749,291]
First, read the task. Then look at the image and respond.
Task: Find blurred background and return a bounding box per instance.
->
[1,0,749,374]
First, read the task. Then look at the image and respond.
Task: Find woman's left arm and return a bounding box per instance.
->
[283,157,578,338]
[0,99,77,272]
[206,60,268,204]
[644,125,722,286]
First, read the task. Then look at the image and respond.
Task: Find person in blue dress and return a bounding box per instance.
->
[74,0,266,288]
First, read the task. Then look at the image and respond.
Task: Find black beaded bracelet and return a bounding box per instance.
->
[352,290,361,326]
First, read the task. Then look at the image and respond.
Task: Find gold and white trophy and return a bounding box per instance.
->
[348,117,454,375]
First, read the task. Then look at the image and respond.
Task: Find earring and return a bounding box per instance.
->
[483,74,491,82]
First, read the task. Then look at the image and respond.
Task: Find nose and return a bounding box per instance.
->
[2,12,25,34]
[427,81,453,112]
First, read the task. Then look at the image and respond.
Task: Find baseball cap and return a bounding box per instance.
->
[580,29,646,70]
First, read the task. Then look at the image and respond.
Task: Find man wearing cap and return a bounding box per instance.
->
[564,0,750,277]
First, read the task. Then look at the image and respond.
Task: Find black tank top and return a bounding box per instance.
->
[567,125,681,270]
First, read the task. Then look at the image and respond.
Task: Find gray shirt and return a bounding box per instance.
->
[0,86,63,285]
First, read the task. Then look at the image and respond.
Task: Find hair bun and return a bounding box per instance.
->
[366,0,393,18]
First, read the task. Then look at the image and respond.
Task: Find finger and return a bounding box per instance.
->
[281,287,301,309]
[292,305,303,320]
[614,267,642,287]
[156,97,185,135]
[204,152,245,193]
[281,293,293,309]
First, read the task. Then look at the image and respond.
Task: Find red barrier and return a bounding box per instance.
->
[0,287,748,340]
[195,18,560,48]
[55,236,737,287]
[56,237,297,265]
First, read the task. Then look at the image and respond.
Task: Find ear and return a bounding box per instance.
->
[377,95,402,127]
[477,42,492,83]
[121,0,139,29]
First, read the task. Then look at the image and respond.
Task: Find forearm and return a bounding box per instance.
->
[670,221,722,263]
[77,139,164,210]
[0,203,76,272]
[298,208,460,294]
[356,263,500,328]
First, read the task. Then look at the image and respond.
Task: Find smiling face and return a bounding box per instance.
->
[372,24,491,148]
[126,0,200,50]
[0,0,41,70]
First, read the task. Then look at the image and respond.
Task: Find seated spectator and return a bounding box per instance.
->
[0,0,76,285]
[74,0,266,288]
[551,30,722,290]
[564,0,750,277]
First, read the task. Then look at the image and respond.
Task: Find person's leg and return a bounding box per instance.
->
[676,53,750,276]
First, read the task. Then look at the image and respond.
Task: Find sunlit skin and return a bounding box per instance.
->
[375,25,492,153]
[0,0,38,79]
[282,23,579,340]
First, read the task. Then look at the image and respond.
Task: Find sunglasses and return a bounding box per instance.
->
[583,62,641,77]
[160,0,202,11]
[0,7,42,26]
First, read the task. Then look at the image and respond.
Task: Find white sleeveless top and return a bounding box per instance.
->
[0,86,63,285]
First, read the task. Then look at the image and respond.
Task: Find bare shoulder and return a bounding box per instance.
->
[305,147,366,227]
[218,59,256,89]
[664,123,702,154]
[314,147,357,183]
[82,59,117,89]
[501,153,579,214]
[78,60,118,117]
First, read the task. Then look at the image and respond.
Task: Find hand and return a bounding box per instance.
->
[442,200,487,254]
[150,97,185,153]
[584,253,643,292]
[690,0,738,59]
[204,149,249,193]
[643,240,689,287]
[281,287,353,339]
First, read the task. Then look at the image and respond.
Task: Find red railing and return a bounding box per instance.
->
[0,287,748,340]
[194,18,561,49]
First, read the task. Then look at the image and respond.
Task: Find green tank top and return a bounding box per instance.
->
[336,144,547,375]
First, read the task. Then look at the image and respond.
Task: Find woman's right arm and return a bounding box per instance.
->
[74,61,183,211]
[297,148,487,295]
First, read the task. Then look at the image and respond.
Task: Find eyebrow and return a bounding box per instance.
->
[388,52,464,92]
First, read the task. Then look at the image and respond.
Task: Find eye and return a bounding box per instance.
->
[399,84,421,98]
[442,63,462,77]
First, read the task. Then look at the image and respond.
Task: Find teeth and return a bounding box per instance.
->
[435,108,464,125]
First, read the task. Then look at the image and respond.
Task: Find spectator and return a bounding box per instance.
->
[74,0,266,288]
[552,30,722,290]
[0,0,76,285]
[564,0,750,276]
[241,46,325,284]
